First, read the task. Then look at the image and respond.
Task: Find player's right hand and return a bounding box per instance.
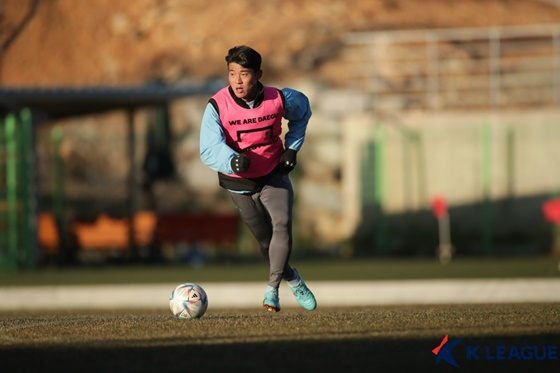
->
[230,153,250,173]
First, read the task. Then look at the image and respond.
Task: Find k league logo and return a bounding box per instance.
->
[432,335,559,368]
[432,335,462,368]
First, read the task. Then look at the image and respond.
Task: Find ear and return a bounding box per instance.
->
[255,69,263,80]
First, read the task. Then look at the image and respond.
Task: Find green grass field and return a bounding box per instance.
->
[1,304,559,373]
[1,257,559,373]
[0,257,558,286]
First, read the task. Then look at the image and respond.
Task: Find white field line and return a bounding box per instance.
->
[0,279,559,310]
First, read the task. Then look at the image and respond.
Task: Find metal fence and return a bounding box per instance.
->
[0,109,36,270]
[345,24,560,111]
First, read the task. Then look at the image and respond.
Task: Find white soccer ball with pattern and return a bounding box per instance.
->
[169,283,208,319]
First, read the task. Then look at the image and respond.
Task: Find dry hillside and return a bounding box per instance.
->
[2,0,560,87]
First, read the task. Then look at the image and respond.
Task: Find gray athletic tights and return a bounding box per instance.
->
[229,171,296,288]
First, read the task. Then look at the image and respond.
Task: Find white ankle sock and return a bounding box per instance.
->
[287,271,302,288]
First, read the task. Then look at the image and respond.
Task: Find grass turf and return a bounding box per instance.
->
[0,257,558,286]
[1,258,559,372]
[1,304,559,373]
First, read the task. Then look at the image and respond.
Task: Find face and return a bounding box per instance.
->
[228,62,262,102]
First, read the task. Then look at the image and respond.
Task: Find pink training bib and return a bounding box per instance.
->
[212,86,285,178]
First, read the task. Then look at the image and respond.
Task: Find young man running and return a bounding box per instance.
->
[199,45,316,312]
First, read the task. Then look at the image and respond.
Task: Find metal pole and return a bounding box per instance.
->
[553,27,560,103]
[368,40,378,109]
[24,109,39,268]
[0,118,5,258]
[415,133,427,207]
[19,109,33,268]
[127,108,137,260]
[489,28,501,108]
[5,114,17,270]
[402,131,413,209]
[374,125,387,255]
[427,33,439,110]
[481,122,493,256]
[437,213,454,264]
[52,126,65,261]
[506,126,516,200]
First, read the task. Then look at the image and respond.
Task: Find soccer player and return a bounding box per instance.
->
[199,45,316,312]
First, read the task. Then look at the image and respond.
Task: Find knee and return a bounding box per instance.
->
[271,215,291,231]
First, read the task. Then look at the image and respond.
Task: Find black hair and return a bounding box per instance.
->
[225,45,262,72]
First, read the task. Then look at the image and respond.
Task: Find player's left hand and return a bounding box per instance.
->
[280,149,297,172]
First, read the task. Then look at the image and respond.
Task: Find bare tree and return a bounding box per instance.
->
[0,0,40,83]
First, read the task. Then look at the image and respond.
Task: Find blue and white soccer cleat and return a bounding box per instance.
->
[289,268,317,311]
[263,287,281,312]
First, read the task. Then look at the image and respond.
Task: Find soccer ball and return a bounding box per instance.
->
[169,283,208,319]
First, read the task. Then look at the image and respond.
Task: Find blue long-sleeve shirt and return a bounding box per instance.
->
[199,87,311,175]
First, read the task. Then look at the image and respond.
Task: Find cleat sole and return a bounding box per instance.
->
[263,303,280,313]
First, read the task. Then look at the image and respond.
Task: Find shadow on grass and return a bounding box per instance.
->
[2,333,559,373]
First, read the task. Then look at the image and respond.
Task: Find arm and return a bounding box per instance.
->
[281,88,312,151]
[199,103,237,174]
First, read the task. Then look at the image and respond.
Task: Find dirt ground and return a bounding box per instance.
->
[2,0,560,86]
[1,303,559,373]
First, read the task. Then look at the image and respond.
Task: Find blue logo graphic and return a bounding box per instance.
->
[432,335,463,368]
[433,335,559,368]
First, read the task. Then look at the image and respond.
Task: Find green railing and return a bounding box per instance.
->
[0,109,35,271]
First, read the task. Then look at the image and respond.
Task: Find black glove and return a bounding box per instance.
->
[230,153,250,173]
[280,149,297,172]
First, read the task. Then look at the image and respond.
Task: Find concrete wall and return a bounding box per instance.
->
[327,106,560,255]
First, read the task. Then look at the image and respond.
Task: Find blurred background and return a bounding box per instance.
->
[1,0,560,271]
